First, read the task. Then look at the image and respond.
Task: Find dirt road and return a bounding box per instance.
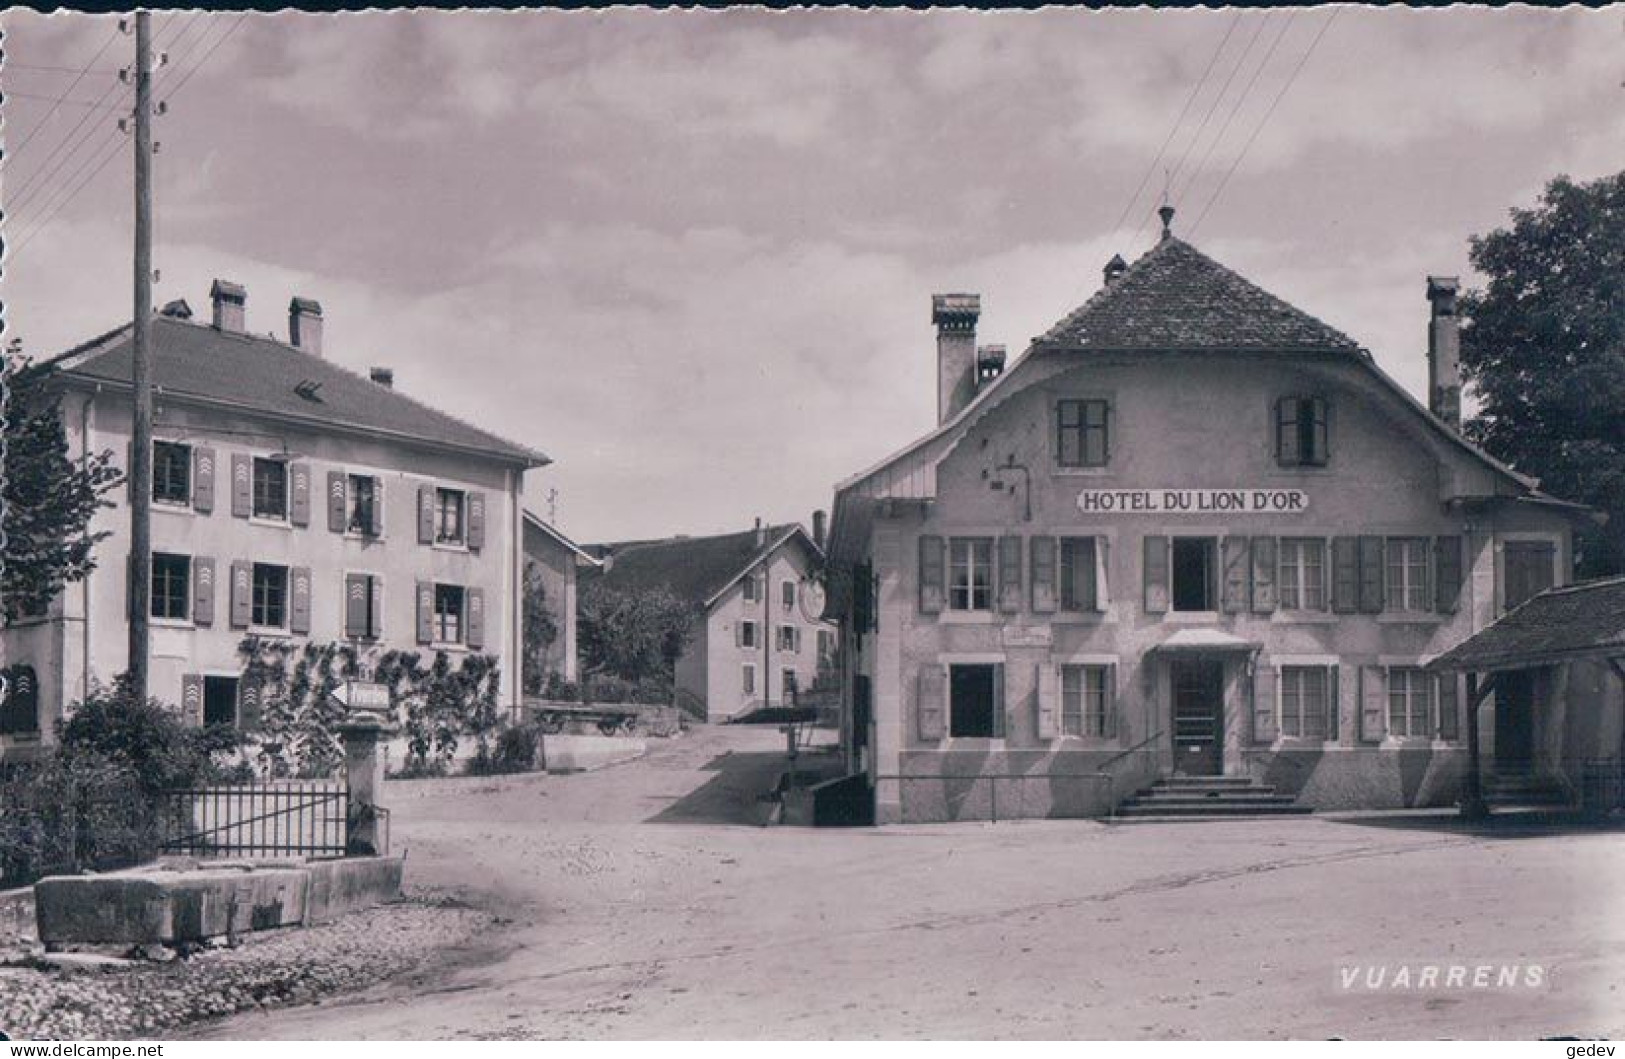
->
[199,725,1625,1039]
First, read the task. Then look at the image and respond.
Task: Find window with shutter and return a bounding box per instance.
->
[1057,537,1096,612]
[1172,537,1217,612]
[434,584,467,644]
[151,552,191,620]
[1030,536,1058,613]
[1278,538,1327,611]
[948,663,1001,738]
[1385,537,1432,613]
[252,458,289,521]
[1056,398,1110,468]
[998,536,1023,613]
[203,676,238,727]
[0,665,41,735]
[1060,664,1112,738]
[918,535,946,614]
[1503,540,1556,612]
[948,538,994,611]
[1279,666,1331,739]
[742,664,756,696]
[153,441,192,506]
[1386,667,1433,738]
[1276,396,1329,466]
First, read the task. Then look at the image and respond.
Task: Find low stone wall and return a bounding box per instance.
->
[1,885,37,953]
[541,734,647,773]
[32,855,404,947]
[1243,746,1468,810]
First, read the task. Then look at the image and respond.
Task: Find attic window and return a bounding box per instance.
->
[294,379,324,402]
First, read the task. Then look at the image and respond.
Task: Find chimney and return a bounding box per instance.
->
[1103,254,1128,286]
[210,279,246,333]
[933,292,980,424]
[369,367,394,389]
[288,297,324,357]
[159,298,193,319]
[754,517,766,548]
[976,344,1006,387]
[1426,276,1462,429]
[812,509,827,551]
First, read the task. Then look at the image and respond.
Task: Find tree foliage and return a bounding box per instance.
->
[576,579,697,686]
[521,560,559,696]
[1,355,124,622]
[1460,171,1625,576]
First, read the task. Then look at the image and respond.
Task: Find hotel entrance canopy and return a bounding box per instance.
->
[1148,629,1263,656]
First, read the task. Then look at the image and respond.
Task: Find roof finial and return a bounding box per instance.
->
[1158,203,1176,242]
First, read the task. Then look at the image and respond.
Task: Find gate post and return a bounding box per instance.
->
[336,711,393,855]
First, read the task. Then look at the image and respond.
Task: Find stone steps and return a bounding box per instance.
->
[1115,776,1312,820]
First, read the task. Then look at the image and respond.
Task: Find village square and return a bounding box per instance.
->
[1,4,1623,1043]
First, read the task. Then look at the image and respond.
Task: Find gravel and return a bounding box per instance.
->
[0,896,498,1040]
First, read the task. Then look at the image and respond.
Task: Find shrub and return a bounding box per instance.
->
[0,752,156,887]
[56,676,242,795]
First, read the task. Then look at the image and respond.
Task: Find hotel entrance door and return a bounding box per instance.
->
[1172,660,1225,776]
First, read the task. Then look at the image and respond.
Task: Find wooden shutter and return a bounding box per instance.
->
[1435,535,1463,614]
[1358,536,1385,613]
[992,664,1006,739]
[734,621,744,648]
[1253,663,1278,743]
[344,573,368,637]
[192,447,215,513]
[237,680,261,732]
[231,453,252,517]
[1437,672,1460,740]
[181,674,205,727]
[1308,397,1329,465]
[1221,535,1250,613]
[998,536,1023,613]
[1250,537,1278,613]
[466,587,486,649]
[1359,665,1386,742]
[1276,398,1300,465]
[468,491,487,550]
[918,535,945,614]
[289,463,311,527]
[417,485,435,544]
[229,561,252,628]
[369,478,385,537]
[328,471,348,532]
[367,576,384,639]
[1030,536,1057,613]
[192,556,215,627]
[416,581,435,644]
[1331,537,1359,613]
[916,664,946,742]
[1326,665,1341,743]
[1103,664,1119,740]
[290,566,312,634]
[1143,535,1170,614]
[1094,536,1110,610]
[1035,664,1058,740]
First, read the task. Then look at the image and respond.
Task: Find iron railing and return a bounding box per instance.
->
[160,781,351,858]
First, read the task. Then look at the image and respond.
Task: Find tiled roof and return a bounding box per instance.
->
[1430,577,1625,672]
[1039,236,1363,353]
[48,316,546,466]
[587,524,805,610]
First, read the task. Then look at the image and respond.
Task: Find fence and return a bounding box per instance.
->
[160,781,369,858]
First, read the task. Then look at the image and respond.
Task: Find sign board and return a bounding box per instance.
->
[338,680,391,714]
[1077,488,1308,516]
[1002,625,1054,648]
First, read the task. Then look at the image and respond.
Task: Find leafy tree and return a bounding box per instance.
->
[1460,171,1625,576]
[577,579,697,686]
[1,352,124,622]
[521,560,559,696]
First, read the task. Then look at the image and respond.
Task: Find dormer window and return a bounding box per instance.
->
[1276,396,1329,467]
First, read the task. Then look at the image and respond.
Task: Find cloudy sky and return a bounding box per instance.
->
[2,7,1622,543]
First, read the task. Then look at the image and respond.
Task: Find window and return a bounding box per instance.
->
[203,676,238,727]
[948,537,994,611]
[781,581,796,612]
[777,626,800,653]
[434,583,466,643]
[152,441,191,505]
[743,575,760,603]
[1388,668,1434,738]
[817,629,836,664]
[1386,537,1432,612]
[1504,541,1556,612]
[252,458,289,520]
[435,488,466,545]
[1060,664,1110,738]
[251,563,288,628]
[1280,666,1330,740]
[742,664,756,696]
[151,553,191,620]
[949,664,1000,738]
[1056,398,1110,468]
[1171,537,1217,612]
[740,620,758,648]
[1059,537,1098,611]
[782,669,798,700]
[0,664,40,736]
[1278,538,1327,611]
[347,474,379,535]
[1276,396,1329,467]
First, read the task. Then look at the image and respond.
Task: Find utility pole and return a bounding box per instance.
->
[126,9,154,700]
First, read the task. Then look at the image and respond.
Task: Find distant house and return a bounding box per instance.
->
[0,280,548,760]
[521,511,599,687]
[587,521,834,721]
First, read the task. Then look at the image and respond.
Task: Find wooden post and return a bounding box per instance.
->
[127,10,155,700]
[1462,671,1489,819]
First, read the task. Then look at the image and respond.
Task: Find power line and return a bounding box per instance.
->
[1190,9,1341,237]
[1,61,122,75]
[1173,13,1297,210]
[1,24,122,163]
[2,88,130,110]
[1109,13,1243,242]
[1154,14,1272,212]
[159,14,248,102]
